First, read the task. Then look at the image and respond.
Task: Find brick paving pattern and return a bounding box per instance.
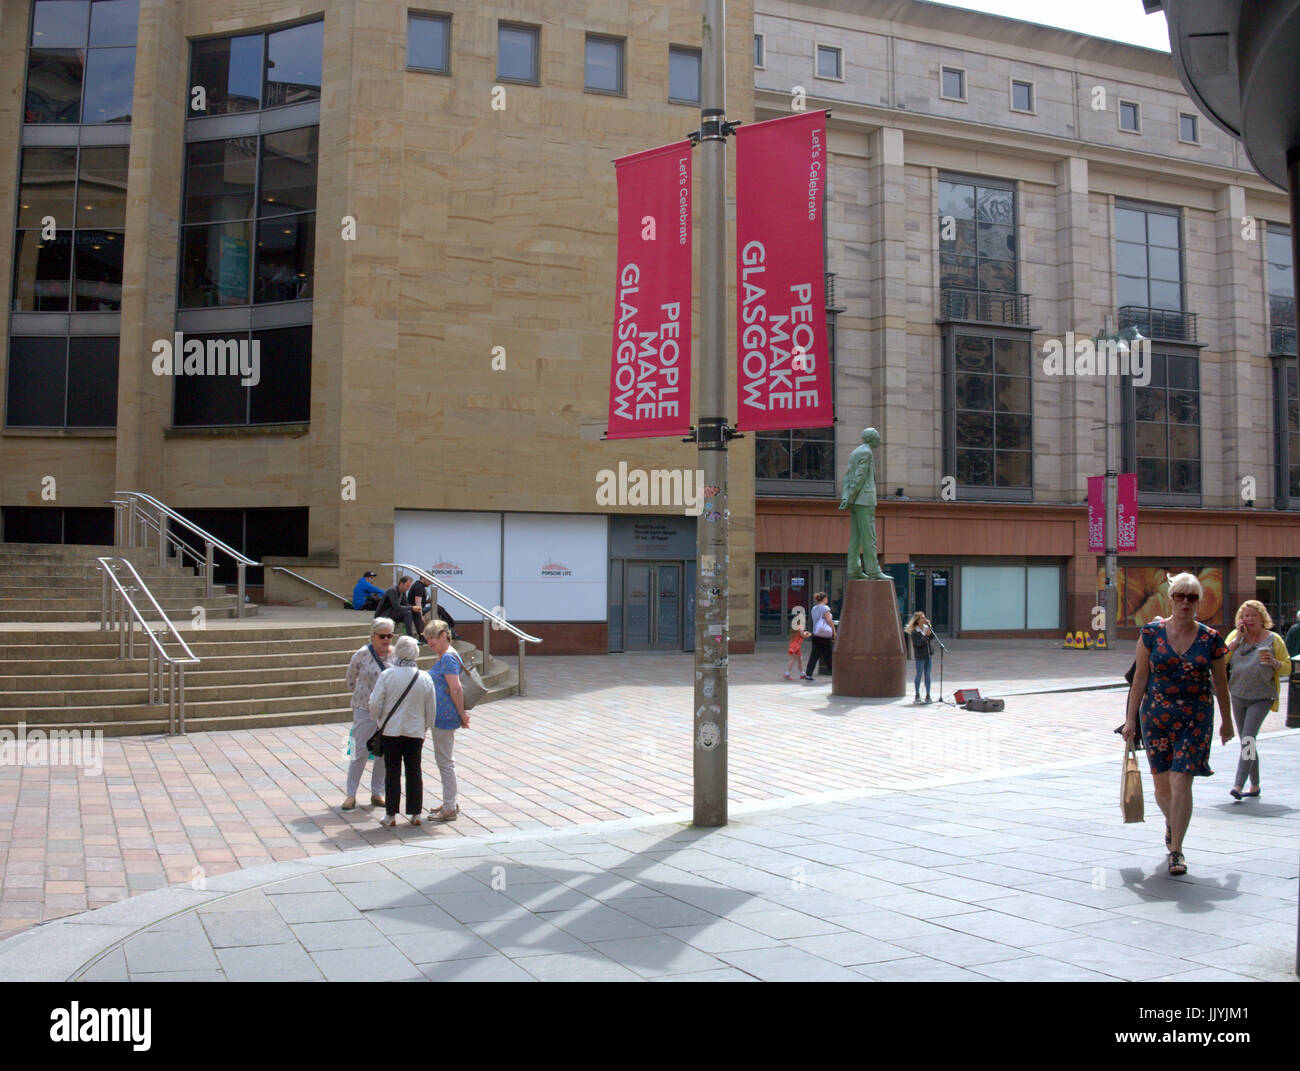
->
[1,639,1289,939]
[0,733,1294,982]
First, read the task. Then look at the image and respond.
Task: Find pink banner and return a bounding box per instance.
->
[735,111,833,431]
[1087,474,1139,552]
[607,142,693,440]
[1117,473,1138,551]
[1087,476,1104,552]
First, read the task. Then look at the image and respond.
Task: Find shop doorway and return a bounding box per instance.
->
[910,565,953,635]
[624,561,684,650]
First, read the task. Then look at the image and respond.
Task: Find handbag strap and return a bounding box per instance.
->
[367,644,387,674]
[377,669,420,736]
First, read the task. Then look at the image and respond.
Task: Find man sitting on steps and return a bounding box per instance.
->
[352,570,383,611]
[375,575,419,640]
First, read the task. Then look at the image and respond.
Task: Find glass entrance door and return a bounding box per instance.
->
[911,566,953,635]
[757,566,813,639]
[625,561,685,650]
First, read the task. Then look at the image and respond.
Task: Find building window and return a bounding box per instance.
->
[408,12,450,73]
[171,325,312,428]
[188,19,322,116]
[940,66,966,101]
[815,44,842,80]
[585,34,624,94]
[2,506,115,545]
[165,508,308,585]
[959,564,1060,630]
[1179,112,1199,143]
[6,336,119,428]
[1116,201,1182,312]
[1132,353,1200,496]
[1267,224,1294,353]
[754,34,764,69]
[948,332,1032,493]
[265,20,324,107]
[179,128,318,308]
[12,145,128,312]
[1119,99,1141,132]
[1010,79,1033,113]
[669,45,700,104]
[497,22,539,84]
[1273,360,1300,508]
[938,174,1017,296]
[755,321,838,491]
[24,0,139,124]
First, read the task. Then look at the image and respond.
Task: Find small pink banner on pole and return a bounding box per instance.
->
[1087,476,1103,552]
[1117,473,1138,551]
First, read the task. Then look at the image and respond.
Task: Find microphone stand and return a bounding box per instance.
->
[932,634,954,707]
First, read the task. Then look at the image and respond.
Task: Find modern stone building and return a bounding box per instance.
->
[753,0,1297,642]
[1,0,1295,651]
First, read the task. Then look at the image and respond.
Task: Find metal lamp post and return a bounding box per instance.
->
[1096,319,1145,641]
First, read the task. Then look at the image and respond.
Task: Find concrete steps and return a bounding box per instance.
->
[0,543,519,735]
[0,542,253,622]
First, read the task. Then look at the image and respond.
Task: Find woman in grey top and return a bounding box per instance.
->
[1224,600,1291,801]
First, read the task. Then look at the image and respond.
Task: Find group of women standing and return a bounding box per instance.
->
[1123,572,1289,876]
[343,616,470,827]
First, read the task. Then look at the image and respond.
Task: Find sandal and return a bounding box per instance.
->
[1168,851,1186,876]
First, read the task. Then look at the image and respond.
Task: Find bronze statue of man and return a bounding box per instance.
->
[839,427,889,581]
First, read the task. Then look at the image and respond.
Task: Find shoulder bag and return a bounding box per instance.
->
[1120,743,1144,823]
[367,669,420,756]
[447,650,487,712]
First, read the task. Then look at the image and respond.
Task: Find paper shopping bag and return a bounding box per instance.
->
[1120,744,1144,823]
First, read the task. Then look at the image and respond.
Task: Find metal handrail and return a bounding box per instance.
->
[96,557,200,735]
[113,491,259,608]
[383,562,541,696]
[272,566,350,607]
[121,504,207,572]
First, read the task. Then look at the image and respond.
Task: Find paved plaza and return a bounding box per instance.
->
[1,733,1296,982]
[1,635,1150,936]
[1,634,1297,981]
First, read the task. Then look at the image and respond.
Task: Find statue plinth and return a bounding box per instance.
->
[831,579,906,698]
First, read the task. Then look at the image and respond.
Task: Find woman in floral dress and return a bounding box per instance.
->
[1123,572,1234,876]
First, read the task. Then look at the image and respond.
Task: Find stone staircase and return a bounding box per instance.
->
[0,545,520,736]
[0,543,250,623]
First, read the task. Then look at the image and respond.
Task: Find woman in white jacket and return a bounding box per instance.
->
[368,635,438,827]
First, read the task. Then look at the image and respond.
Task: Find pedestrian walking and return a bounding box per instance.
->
[369,635,438,827]
[1284,609,1300,659]
[905,610,936,703]
[1123,572,1234,876]
[1224,600,1290,802]
[376,575,420,639]
[803,591,836,679]
[341,618,394,810]
[423,619,470,822]
[785,610,811,679]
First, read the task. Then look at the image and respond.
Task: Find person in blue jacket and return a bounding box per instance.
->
[352,570,384,610]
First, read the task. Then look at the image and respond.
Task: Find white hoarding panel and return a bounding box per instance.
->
[393,511,501,621]
[503,513,607,621]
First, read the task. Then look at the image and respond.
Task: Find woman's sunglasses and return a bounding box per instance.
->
[1170,593,1199,603]
[374,632,394,638]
